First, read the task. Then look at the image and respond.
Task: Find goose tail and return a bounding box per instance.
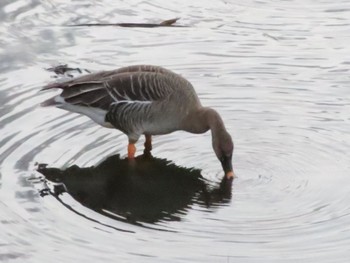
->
[41,82,65,91]
[40,95,64,107]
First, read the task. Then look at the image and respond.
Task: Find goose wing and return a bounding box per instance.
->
[105,100,154,136]
[104,72,175,103]
[42,67,178,110]
[42,65,173,90]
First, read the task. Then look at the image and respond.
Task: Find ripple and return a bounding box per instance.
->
[1,0,350,262]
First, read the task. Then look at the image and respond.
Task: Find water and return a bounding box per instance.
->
[1,0,350,262]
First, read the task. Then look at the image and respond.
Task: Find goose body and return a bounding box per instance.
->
[42,65,234,178]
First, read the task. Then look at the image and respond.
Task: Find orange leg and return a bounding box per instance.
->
[128,143,136,159]
[144,135,152,154]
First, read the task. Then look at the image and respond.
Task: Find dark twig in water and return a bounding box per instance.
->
[68,17,186,28]
[263,33,279,41]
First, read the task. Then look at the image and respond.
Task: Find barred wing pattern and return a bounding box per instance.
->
[43,65,177,110]
[60,82,112,109]
[42,65,198,140]
[42,65,173,91]
[105,100,153,136]
[104,73,178,139]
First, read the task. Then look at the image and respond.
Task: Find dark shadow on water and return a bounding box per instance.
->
[36,154,232,227]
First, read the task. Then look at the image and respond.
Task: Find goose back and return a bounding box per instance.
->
[42,65,201,138]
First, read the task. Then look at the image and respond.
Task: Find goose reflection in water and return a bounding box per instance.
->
[37,154,232,226]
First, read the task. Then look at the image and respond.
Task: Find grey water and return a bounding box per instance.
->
[1,0,350,262]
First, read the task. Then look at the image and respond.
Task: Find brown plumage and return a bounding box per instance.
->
[41,65,234,178]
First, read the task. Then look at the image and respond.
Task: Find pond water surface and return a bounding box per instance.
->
[1,0,350,262]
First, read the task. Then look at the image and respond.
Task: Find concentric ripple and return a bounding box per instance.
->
[1,0,350,262]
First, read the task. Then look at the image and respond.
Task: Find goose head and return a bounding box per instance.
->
[212,130,234,179]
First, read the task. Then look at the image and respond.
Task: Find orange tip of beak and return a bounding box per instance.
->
[226,171,234,179]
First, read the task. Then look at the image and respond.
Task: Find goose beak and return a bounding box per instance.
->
[226,171,234,179]
[221,155,234,179]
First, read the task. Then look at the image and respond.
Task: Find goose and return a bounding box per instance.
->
[41,65,234,179]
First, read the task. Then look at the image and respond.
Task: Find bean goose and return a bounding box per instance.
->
[41,65,234,179]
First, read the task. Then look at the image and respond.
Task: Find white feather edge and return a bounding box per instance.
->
[46,95,114,128]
